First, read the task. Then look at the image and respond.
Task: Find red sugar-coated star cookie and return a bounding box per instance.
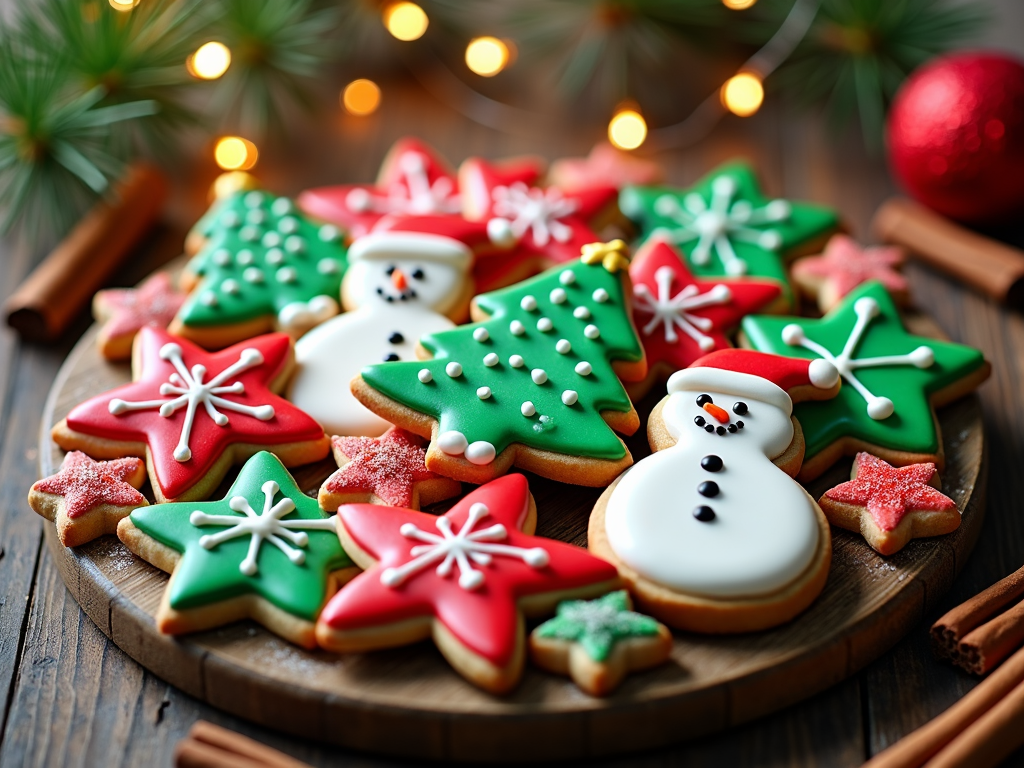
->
[93,272,187,361]
[316,474,621,693]
[549,142,664,193]
[818,452,959,555]
[28,451,148,547]
[792,234,908,313]
[317,427,461,511]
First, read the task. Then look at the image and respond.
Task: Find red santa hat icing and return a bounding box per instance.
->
[348,231,473,269]
[667,349,840,413]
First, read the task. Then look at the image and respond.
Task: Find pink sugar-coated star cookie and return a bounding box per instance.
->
[792,234,908,313]
[93,272,187,361]
[549,142,664,193]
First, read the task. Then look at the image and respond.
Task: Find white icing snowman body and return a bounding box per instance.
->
[604,369,821,599]
[289,232,472,437]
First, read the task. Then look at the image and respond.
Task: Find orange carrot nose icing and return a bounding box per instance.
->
[703,402,730,423]
[391,269,408,290]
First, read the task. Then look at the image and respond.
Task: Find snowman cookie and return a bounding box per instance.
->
[589,349,841,633]
[287,232,474,437]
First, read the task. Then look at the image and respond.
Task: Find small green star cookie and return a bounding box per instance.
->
[118,451,355,648]
[741,281,989,481]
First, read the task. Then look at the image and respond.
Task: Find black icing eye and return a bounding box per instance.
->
[411,268,425,280]
[733,401,748,415]
[696,394,713,407]
[388,332,404,344]
[386,265,396,275]
[694,415,706,427]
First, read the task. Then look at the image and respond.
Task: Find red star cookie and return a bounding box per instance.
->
[297,137,461,240]
[28,451,148,547]
[93,272,187,361]
[52,327,329,503]
[317,427,461,511]
[549,142,664,193]
[818,452,959,555]
[459,156,619,291]
[316,474,620,693]
[628,237,784,398]
[792,235,908,313]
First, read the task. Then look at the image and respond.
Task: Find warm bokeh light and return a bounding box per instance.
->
[383,2,428,41]
[465,37,510,77]
[214,136,258,171]
[108,0,139,11]
[342,79,382,115]
[721,73,764,117]
[608,109,648,150]
[189,42,231,80]
[722,0,757,9]
[212,171,259,201]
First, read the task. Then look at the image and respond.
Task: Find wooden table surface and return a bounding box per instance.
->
[4,22,1024,765]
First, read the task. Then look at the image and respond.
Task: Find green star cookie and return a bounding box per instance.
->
[620,162,837,305]
[126,451,353,645]
[741,281,988,479]
[534,590,662,662]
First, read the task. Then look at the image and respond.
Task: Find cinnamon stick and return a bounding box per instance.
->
[924,674,1024,768]
[175,740,262,768]
[872,197,1024,306]
[931,564,1024,661]
[957,600,1024,675]
[3,162,168,343]
[175,721,312,768]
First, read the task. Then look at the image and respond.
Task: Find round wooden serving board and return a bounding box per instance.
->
[39,317,986,763]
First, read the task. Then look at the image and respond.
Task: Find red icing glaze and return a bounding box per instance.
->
[792,235,907,301]
[65,327,325,500]
[96,272,186,340]
[824,452,955,532]
[549,142,664,193]
[324,428,442,508]
[631,238,782,373]
[33,451,145,519]
[688,349,825,394]
[297,138,461,239]
[320,474,619,667]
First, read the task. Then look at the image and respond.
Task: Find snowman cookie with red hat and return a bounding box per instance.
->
[589,349,841,633]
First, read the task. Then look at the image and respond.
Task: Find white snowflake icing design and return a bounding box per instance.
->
[782,296,934,420]
[652,175,790,276]
[488,182,579,247]
[380,502,550,591]
[633,266,732,350]
[190,479,336,576]
[345,152,460,216]
[108,342,274,462]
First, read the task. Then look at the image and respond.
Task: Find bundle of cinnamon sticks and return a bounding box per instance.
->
[175,722,312,768]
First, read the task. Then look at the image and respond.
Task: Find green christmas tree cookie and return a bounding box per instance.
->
[118,451,355,648]
[620,162,838,307]
[170,189,349,348]
[741,281,989,481]
[352,243,647,486]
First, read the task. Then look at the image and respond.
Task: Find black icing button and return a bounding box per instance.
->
[697,481,719,498]
[383,353,400,362]
[716,426,726,435]
[736,420,745,430]
[705,424,714,433]
[701,455,723,472]
[694,415,706,427]
[693,505,716,522]
[388,331,404,344]
[728,424,737,433]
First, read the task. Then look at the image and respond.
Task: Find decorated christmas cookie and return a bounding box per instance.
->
[287,231,474,437]
[315,474,621,693]
[627,236,785,398]
[589,349,841,633]
[172,189,349,349]
[51,327,329,503]
[529,590,672,696]
[28,452,148,548]
[117,452,356,648]
[460,156,620,291]
[297,137,462,240]
[619,162,838,306]
[317,428,461,512]
[93,272,186,361]
[351,241,647,486]
[819,452,960,556]
[741,281,990,481]
[549,142,664,193]
[792,235,908,313]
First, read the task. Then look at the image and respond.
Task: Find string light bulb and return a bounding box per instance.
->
[721,73,764,117]
[188,42,231,80]
[108,0,139,11]
[212,171,259,201]
[383,2,428,41]
[465,37,510,77]
[214,137,258,171]
[722,0,757,8]
[608,109,648,150]
[342,79,381,115]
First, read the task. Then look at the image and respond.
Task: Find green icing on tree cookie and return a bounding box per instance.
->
[741,281,987,458]
[534,590,661,662]
[360,257,644,462]
[129,451,351,621]
[179,190,348,330]
[619,162,837,304]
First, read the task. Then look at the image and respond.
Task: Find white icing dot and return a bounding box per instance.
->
[559,270,576,286]
[221,211,241,228]
[446,362,463,378]
[236,249,254,265]
[239,226,260,242]
[262,231,282,248]
[278,216,299,234]
[246,209,266,225]
[285,235,305,253]
[473,327,490,342]
[318,224,340,242]
[465,441,496,465]
[265,248,284,265]
[477,386,491,400]
[200,291,218,307]
[584,324,600,339]
[271,197,292,215]
[531,369,547,385]
[550,288,567,304]
[483,352,499,367]
[521,295,538,311]
[575,361,592,376]
[221,279,240,295]
[537,317,553,332]
[243,267,263,283]
[243,191,264,208]
[510,320,525,336]
[509,355,525,368]
[521,401,536,417]
[555,339,571,354]
[438,431,468,455]
[573,306,591,320]
[317,258,339,274]
[212,248,231,266]
[593,288,609,303]
[418,369,432,383]
[276,267,298,283]
[561,390,578,406]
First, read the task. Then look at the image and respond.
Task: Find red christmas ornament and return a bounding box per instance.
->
[887,52,1024,224]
